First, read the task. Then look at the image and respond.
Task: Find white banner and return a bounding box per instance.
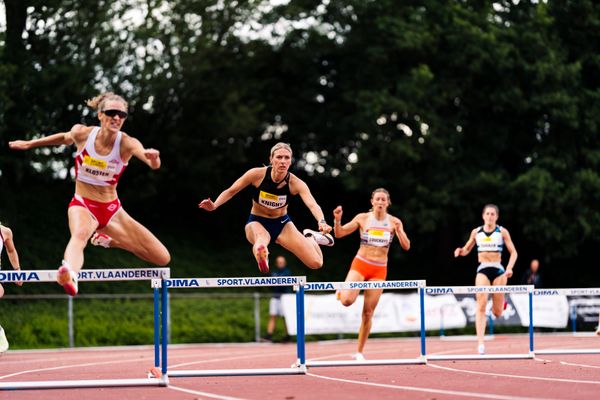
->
[510,293,569,328]
[281,293,466,335]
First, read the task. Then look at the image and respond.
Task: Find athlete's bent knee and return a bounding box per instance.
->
[154,249,171,266]
[341,298,354,307]
[305,258,323,269]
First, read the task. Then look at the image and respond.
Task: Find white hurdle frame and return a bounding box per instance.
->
[0,268,170,390]
[152,276,308,377]
[303,280,428,367]
[426,285,535,361]
[533,288,600,355]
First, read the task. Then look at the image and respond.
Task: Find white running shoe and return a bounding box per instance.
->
[477,344,485,355]
[0,327,9,353]
[57,263,79,296]
[352,352,365,361]
[303,229,334,247]
[90,232,112,248]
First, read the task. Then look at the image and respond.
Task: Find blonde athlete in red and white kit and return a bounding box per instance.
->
[333,188,410,360]
[0,223,22,352]
[454,204,517,354]
[9,92,170,296]
[199,142,333,273]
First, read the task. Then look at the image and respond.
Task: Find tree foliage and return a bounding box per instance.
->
[1,0,599,286]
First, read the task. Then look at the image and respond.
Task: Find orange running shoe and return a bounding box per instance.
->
[255,244,269,273]
[57,263,78,296]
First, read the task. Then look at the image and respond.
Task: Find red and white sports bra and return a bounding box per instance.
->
[74,127,128,186]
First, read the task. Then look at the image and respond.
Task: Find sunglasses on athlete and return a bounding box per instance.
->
[102,109,128,119]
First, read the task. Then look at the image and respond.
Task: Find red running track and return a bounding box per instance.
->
[1,333,599,400]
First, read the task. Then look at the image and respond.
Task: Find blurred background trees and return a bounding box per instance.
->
[1,0,599,288]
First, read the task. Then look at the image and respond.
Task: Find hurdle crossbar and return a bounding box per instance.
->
[304,280,427,367]
[154,276,308,377]
[533,288,600,355]
[0,268,170,391]
[0,268,170,282]
[0,378,168,390]
[168,367,307,377]
[426,285,535,361]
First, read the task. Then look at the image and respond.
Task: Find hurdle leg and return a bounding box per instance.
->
[154,287,160,370]
[529,291,534,355]
[419,286,426,358]
[296,285,306,367]
[161,281,169,379]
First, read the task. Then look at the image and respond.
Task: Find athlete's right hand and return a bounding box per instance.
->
[198,198,216,211]
[333,205,343,221]
[8,140,31,150]
[453,248,462,257]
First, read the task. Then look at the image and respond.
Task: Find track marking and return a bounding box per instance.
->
[559,361,600,369]
[307,372,550,400]
[427,362,600,384]
[169,384,247,400]
[0,356,154,379]
[169,348,293,368]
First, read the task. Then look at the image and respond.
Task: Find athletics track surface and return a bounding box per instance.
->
[1,334,599,400]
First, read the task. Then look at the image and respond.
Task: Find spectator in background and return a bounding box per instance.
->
[521,259,542,287]
[262,256,292,342]
[0,222,23,352]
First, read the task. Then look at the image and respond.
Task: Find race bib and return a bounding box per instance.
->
[366,229,391,247]
[258,191,287,209]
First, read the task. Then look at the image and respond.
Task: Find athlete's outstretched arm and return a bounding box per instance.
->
[199,168,261,211]
[393,217,410,251]
[454,229,477,257]
[1,226,22,286]
[294,177,331,233]
[332,206,360,238]
[8,124,87,150]
[127,136,161,170]
[501,228,518,278]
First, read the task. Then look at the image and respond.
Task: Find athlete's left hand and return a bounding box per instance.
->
[144,148,160,160]
[318,220,332,234]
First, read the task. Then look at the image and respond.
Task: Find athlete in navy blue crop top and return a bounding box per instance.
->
[454,204,518,354]
[199,142,334,273]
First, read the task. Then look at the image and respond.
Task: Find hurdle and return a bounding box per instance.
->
[152,275,308,377]
[0,268,170,390]
[303,280,428,367]
[426,285,535,361]
[533,288,600,355]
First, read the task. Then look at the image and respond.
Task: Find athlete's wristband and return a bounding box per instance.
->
[318,218,326,225]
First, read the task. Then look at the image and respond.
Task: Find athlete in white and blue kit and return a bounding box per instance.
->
[199,142,333,273]
[0,223,22,352]
[454,204,517,354]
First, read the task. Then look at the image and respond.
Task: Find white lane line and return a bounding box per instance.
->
[427,362,600,384]
[169,349,293,368]
[169,384,247,400]
[306,372,551,400]
[559,361,600,369]
[0,356,154,380]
